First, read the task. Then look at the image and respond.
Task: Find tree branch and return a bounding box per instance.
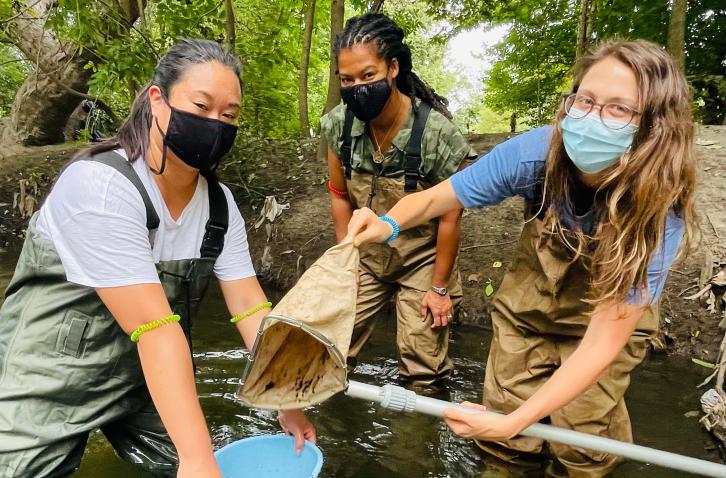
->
[224,0,236,49]
[32,63,118,122]
[0,0,45,25]
[369,0,384,13]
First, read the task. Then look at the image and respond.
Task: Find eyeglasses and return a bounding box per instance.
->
[564,93,640,130]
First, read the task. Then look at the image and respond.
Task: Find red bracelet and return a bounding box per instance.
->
[328,180,348,197]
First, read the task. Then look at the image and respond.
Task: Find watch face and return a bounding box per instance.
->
[432,286,447,295]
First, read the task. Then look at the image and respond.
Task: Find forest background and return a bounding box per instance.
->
[0,0,723,166]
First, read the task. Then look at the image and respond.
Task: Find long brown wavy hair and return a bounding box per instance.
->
[541,39,698,306]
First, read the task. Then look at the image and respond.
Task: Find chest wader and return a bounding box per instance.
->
[339,105,463,386]
[476,203,658,478]
[0,151,228,478]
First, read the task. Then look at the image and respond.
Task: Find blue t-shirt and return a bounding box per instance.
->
[450,126,684,305]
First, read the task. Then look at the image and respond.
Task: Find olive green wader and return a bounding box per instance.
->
[477,205,658,477]
[0,152,228,478]
[332,102,467,385]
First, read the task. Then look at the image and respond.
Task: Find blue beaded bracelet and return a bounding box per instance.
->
[379,215,400,243]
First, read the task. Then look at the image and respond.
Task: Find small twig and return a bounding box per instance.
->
[685,284,713,301]
[0,0,45,25]
[461,239,517,252]
[679,284,701,297]
[299,235,320,251]
[670,268,697,276]
[707,213,721,239]
[0,58,28,68]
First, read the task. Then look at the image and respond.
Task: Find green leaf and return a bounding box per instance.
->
[485,280,495,297]
[691,358,716,369]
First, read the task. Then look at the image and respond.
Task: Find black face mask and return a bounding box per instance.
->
[152,97,238,174]
[340,77,392,122]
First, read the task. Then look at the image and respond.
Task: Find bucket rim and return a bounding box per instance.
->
[215,434,323,476]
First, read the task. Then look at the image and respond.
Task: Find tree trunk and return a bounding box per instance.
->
[299,0,317,138]
[667,0,687,73]
[224,0,237,50]
[369,0,384,13]
[575,0,591,62]
[0,0,144,149]
[317,0,345,160]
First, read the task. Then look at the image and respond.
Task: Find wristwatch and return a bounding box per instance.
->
[431,286,448,296]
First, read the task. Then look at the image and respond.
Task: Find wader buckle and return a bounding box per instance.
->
[200,220,227,258]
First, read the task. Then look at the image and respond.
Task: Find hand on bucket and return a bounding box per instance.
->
[278,409,317,455]
[443,402,525,441]
[346,207,393,247]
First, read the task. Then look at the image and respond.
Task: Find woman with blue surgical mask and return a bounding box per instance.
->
[346,40,697,476]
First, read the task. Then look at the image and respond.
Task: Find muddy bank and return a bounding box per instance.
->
[1,129,725,361]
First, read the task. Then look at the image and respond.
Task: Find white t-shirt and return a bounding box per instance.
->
[36,149,256,288]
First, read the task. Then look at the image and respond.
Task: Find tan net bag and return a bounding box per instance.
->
[237,240,358,409]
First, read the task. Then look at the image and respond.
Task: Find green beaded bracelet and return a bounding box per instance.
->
[230,301,272,324]
[130,314,181,343]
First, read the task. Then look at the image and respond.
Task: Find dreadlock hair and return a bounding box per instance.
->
[334,12,452,119]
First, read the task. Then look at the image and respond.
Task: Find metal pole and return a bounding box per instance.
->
[346,380,726,478]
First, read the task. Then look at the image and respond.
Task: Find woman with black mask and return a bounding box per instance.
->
[321,13,476,388]
[0,39,315,478]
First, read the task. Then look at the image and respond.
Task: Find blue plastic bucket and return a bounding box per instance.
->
[215,435,323,478]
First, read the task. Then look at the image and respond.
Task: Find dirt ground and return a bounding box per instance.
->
[1,127,725,361]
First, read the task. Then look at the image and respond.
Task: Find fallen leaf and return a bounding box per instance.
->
[696,139,716,146]
[493,261,502,268]
[684,410,701,418]
[692,357,714,368]
[467,273,481,283]
[485,280,495,297]
[260,246,273,275]
[255,196,290,229]
[709,269,726,287]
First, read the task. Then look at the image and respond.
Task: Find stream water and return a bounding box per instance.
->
[0,247,721,477]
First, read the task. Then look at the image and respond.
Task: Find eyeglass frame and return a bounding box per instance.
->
[563,93,641,130]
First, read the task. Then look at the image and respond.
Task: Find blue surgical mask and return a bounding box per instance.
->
[561,112,637,174]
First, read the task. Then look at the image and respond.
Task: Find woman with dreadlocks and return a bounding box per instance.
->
[348,40,697,476]
[320,13,476,387]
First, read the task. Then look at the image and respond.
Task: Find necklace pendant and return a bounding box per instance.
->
[372,150,385,164]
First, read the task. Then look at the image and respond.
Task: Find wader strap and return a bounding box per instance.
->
[340,109,355,180]
[200,174,228,259]
[403,102,431,192]
[86,152,161,230]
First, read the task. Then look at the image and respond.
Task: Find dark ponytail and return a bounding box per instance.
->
[334,13,452,119]
[81,38,241,161]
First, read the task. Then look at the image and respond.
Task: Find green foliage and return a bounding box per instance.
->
[233,0,307,136]
[424,0,541,29]
[383,1,464,102]
[455,99,511,134]
[686,0,726,124]
[0,45,27,117]
[482,0,574,126]
[452,0,726,125]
